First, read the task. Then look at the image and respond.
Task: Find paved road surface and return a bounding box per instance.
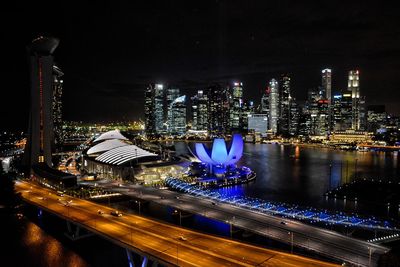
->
[85,179,389,267]
[16,180,339,267]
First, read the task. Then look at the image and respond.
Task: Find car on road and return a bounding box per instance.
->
[280,221,287,225]
[211,202,217,206]
[97,209,104,215]
[111,210,122,217]
[178,236,187,241]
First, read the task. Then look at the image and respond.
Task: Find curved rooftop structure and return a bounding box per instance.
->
[87,139,129,155]
[93,129,128,143]
[95,145,157,165]
[28,36,60,55]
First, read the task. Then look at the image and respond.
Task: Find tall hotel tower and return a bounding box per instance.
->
[24,37,59,170]
[348,70,361,130]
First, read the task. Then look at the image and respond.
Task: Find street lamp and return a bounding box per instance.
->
[135,200,141,215]
[226,220,232,238]
[329,164,332,190]
[368,246,372,267]
[288,231,293,253]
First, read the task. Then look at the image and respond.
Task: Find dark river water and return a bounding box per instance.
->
[5,143,400,266]
[178,142,400,217]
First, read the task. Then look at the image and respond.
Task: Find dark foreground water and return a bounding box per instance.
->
[0,207,127,267]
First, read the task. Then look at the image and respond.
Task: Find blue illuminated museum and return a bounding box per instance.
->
[190,134,255,187]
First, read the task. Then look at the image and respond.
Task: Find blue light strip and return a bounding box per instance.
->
[165,178,397,232]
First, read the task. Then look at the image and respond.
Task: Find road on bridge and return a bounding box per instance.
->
[85,179,389,267]
[16,180,339,267]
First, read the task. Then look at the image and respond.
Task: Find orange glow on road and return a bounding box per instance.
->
[17,181,339,267]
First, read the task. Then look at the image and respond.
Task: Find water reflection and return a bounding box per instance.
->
[22,221,88,267]
[180,142,400,209]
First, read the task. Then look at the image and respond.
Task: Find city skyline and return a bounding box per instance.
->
[2,1,400,131]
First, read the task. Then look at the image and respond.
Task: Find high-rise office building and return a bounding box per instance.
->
[332,92,353,131]
[289,99,299,136]
[332,94,342,131]
[166,87,180,132]
[241,99,255,131]
[269,79,279,134]
[154,84,165,134]
[279,74,291,136]
[24,36,59,170]
[229,82,243,130]
[52,65,64,150]
[260,86,270,114]
[208,84,230,135]
[144,84,156,135]
[367,105,386,133]
[316,99,329,135]
[348,70,361,130]
[169,95,187,135]
[248,114,268,135]
[321,69,332,104]
[191,90,209,131]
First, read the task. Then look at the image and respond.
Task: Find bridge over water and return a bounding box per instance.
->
[82,179,391,267]
[16,180,338,267]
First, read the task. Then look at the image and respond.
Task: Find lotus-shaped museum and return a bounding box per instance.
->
[195,134,244,166]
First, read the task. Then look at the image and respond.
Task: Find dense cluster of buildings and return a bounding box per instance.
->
[144,69,398,141]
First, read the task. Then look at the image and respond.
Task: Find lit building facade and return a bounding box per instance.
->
[208,84,230,135]
[279,74,291,136]
[169,95,187,135]
[191,90,209,131]
[269,79,279,134]
[24,36,59,170]
[229,82,243,130]
[154,84,165,134]
[332,92,353,131]
[166,87,180,132]
[289,99,299,136]
[248,114,268,135]
[144,84,156,135]
[348,70,361,130]
[52,65,64,150]
[367,105,386,133]
[321,68,332,104]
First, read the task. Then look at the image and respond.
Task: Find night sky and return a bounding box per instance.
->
[2,1,400,131]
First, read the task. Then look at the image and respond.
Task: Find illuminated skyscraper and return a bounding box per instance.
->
[348,70,361,130]
[52,65,64,150]
[289,99,299,136]
[191,90,208,131]
[208,84,230,135]
[268,79,279,134]
[144,84,156,135]
[260,87,270,115]
[24,36,59,170]
[279,74,291,136]
[166,87,180,132]
[169,95,187,135]
[321,69,332,104]
[144,83,166,135]
[229,82,243,130]
[154,83,165,133]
